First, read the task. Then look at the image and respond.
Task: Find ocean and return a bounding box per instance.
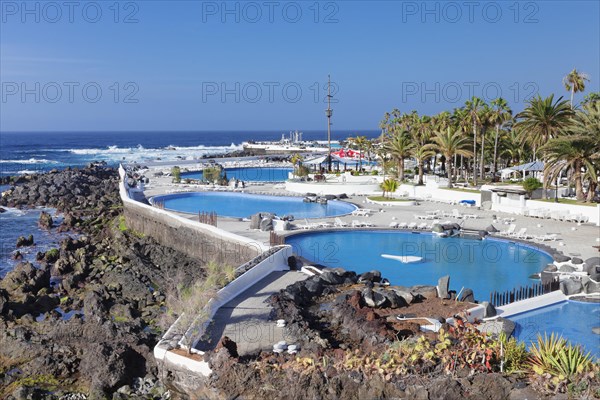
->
[0,130,379,275]
[0,130,380,176]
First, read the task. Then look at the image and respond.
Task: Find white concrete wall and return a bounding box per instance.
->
[285,180,381,195]
[394,184,482,206]
[490,190,599,226]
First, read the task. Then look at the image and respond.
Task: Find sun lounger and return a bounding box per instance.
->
[534,233,558,241]
[498,224,516,236]
[512,228,532,239]
[451,209,464,219]
[407,222,417,229]
[334,217,348,227]
[298,218,320,230]
[417,222,428,230]
[351,209,371,217]
[398,222,408,229]
[389,222,399,228]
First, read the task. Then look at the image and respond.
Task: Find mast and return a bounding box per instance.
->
[326,75,333,172]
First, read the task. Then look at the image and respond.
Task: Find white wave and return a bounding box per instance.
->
[17,169,41,175]
[60,143,244,163]
[0,158,59,164]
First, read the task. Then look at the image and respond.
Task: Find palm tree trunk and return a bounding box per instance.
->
[480,129,486,180]
[472,123,477,186]
[587,180,597,202]
[493,125,500,182]
[574,161,584,201]
[418,160,424,185]
[570,87,575,109]
[446,158,453,188]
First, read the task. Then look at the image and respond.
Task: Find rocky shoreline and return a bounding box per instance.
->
[0,165,210,399]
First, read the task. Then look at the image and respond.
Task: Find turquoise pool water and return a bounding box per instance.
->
[286,230,553,300]
[182,167,292,182]
[511,301,599,359]
[152,192,357,219]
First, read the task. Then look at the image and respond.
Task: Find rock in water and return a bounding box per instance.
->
[38,211,54,229]
[16,234,34,247]
[460,288,475,302]
[0,207,6,213]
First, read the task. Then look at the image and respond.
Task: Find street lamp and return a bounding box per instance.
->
[326,75,333,172]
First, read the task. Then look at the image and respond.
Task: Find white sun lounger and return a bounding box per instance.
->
[417,222,428,230]
[334,217,348,227]
[535,233,558,241]
[499,224,516,236]
[407,222,417,229]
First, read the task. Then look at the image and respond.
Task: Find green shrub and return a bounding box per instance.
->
[171,166,181,183]
[203,166,222,183]
[522,177,542,195]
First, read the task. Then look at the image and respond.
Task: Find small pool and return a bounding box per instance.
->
[286,230,553,300]
[510,300,599,359]
[182,167,292,182]
[152,192,357,219]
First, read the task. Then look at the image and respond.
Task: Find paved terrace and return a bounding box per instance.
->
[194,270,307,356]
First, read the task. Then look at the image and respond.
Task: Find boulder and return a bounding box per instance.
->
[358,270,382,284]
[362,287,387,308]
[571,257,583,265]
[543,264,558,272]
[560,279,583,296]
[460,288,475,303]
[38,211,53,229]
[0,289,7,314]
[585,264,600,275]
[215,335,239,358]
[540,271,556,285]
[391,288,414,304]
[410,285,438,299]
[585,257,600,267]
[485,225,499,233]
[476,317,515,336]
[590,273,600,282]
[304,278,325,296]
[592,327,600,335]
[259,216,274,231]
[0,207,6,213]
[319,271,346,286]
[553,254,571,263]
[376,289,408,308]
[559,265,576,273]
[481,301,497,318]
[249,213,262,229]
[583,278,600,294]
[437,275,450,299]
[16,234,34,247]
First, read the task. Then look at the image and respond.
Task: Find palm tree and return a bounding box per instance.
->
[515,95,574,160]
[563,69,590,109]
[290,153,304,177]
[410,114,433,185]
[384,129,414,181]
[463,97,485,185]
[349,135,368,171]
[479,104,493,180]
[543,102,600,201]
[489,98,513,180]
[381,179,399,198]
[425,128,474,188]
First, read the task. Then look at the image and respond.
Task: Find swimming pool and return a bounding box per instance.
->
[511,300,599,359]
[152,192,357,219]
[286,230,553,300]
[182,167,292,182]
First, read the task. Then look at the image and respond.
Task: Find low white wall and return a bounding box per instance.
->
[285,180,381,195]
[395,184,482,206]
[490,191,599,226]
[207,246,291,314]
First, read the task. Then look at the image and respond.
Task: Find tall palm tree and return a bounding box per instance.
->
[463,97,485,185]
[349,135,368,171]
[489,98,513,180]
[452,107,471,181]
[384,129,414,182]
[543,101,600,201]
[425,128,474,188]
[515,95,574,160]
[563,69,590,109]
[409,114,433,185]
[479,104,493,179]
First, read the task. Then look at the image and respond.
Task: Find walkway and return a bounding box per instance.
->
[194,270,307,356]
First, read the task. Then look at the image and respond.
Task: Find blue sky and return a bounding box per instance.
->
[1,0,598,131]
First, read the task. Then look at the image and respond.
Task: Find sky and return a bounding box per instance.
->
[0,0,599,132]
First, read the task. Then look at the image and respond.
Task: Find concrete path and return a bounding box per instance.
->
[194,270,307,356]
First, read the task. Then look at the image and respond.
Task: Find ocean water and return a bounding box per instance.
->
[0,130,379,275]
[0,130,379,177]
